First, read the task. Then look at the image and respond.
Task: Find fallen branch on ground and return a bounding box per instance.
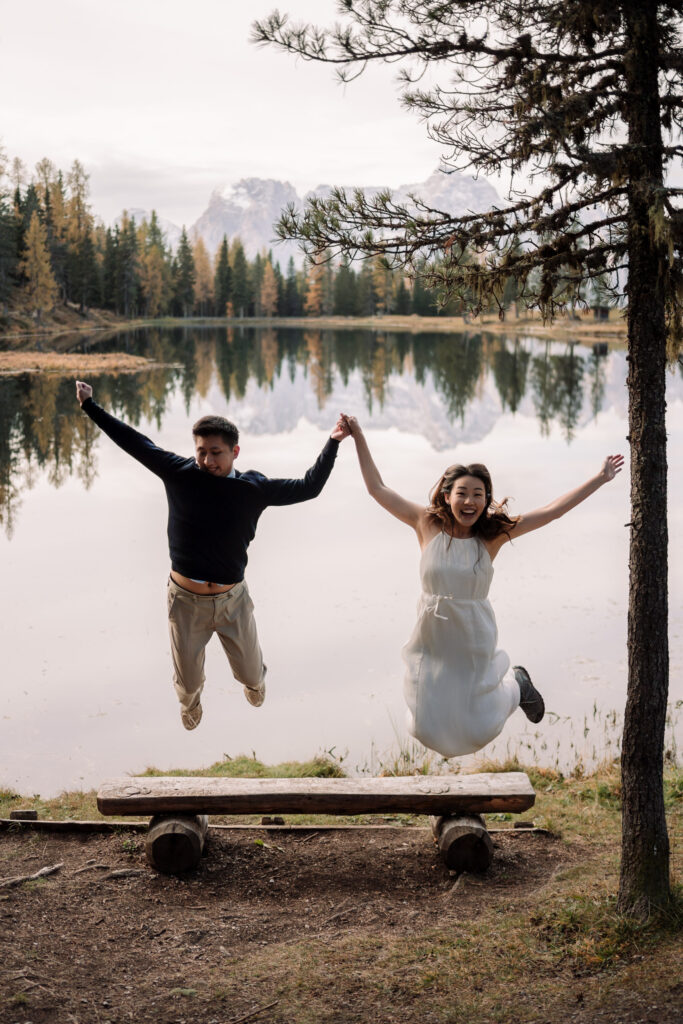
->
[0,862,64,888]
[227,999,280,1024]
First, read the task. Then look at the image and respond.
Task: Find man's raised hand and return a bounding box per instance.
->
[76,380,93,406]
[331,415,351,441]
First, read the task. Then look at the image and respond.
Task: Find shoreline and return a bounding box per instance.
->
[1,310,627,347]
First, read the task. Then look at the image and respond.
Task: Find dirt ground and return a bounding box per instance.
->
[0,824,680,1024]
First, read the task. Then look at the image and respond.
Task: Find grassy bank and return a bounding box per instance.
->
[2,753,681,838]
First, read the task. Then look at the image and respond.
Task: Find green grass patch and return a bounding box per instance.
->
[0,788,101,822]
[0,754,345,822]
[664,767,683,807]
[531,886,683,970]
[141,752,346,780]
[473,753,566,789]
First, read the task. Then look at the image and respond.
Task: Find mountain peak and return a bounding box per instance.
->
[215,177,299,208]
[189,169,500,261]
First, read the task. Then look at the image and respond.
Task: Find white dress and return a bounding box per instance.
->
[402,532,520,758]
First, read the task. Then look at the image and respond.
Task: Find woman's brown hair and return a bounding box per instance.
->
[426,463,519,541]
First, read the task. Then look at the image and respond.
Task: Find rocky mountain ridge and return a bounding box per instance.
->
[130,170,501,264]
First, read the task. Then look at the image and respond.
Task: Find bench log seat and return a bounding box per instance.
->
[97,772,535,875]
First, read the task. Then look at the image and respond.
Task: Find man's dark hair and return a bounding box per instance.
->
[192,415,239,448]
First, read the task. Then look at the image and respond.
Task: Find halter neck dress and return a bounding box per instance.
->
[402,532,520,758]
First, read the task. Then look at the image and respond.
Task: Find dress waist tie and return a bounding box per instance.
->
[423,593,469,620]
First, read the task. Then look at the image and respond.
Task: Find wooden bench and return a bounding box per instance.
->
[97,772,535,875]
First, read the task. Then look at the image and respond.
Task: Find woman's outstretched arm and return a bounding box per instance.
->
[341,415,424,529]
[508,455,625,541]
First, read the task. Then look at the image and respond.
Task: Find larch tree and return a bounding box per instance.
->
[254,0,683,919]
[21,211,58,322]
[138,231,166,317]
[192,235,214,316]
[372,255,393,314]
[10,157,26,191]
[260,258,279,317]
[142,212,173,315]
[47,170,69,304]
[304,260,325,315]
[65,160,97,311]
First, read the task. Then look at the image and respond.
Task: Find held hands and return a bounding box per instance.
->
[331,413,362,441]
[339,413,362,439]
[600,454,625,482]
[331,415,350,441]
[75,380,93,406]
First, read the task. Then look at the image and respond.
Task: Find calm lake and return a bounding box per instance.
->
[1,324,682,796]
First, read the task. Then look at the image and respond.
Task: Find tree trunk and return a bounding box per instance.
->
[619,5,671,917]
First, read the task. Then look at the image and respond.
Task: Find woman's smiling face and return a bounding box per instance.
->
[445,474,487,533]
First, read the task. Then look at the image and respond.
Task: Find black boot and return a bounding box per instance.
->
[513,666,545,724]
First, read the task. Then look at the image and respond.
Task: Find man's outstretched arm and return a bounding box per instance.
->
[76,381,187,478]
[260,416,349,506]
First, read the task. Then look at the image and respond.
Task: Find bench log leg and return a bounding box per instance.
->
[430,814,494,873]
[145,814,209,874]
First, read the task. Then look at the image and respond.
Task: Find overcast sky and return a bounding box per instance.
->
[1,0,456,227]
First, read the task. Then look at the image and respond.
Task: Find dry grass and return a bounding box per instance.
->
[0,350,159,374]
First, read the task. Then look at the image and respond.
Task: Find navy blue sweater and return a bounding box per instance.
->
[82,398,340,584]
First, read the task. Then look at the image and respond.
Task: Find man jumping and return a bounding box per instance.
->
[76,380,348,730]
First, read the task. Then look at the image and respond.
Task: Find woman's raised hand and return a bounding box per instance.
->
[340,414,362,438]
[600,454,625,481]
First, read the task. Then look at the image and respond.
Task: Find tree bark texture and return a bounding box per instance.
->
[619,3,671,917]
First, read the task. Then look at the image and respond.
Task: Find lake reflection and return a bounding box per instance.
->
[1,325,682,795]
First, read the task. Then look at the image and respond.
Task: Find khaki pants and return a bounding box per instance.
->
[167,577,266,711]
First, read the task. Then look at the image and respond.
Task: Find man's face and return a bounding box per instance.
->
[194,434,239,477]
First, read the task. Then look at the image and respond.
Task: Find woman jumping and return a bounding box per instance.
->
[341,414,624,759]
